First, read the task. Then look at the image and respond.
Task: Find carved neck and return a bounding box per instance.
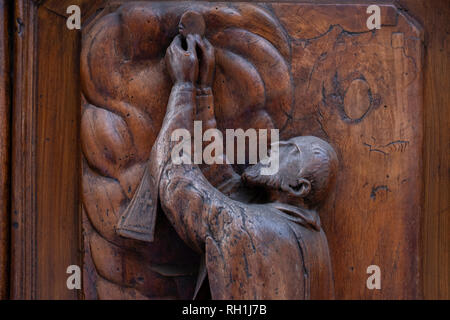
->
[269,202,321,231]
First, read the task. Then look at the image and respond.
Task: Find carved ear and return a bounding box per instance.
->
[286,178,311,197]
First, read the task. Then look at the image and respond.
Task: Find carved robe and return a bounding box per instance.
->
[160,163,335,299]
[117,83,334,299]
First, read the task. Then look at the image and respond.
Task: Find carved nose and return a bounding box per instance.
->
[241,166,260,185]
[241,170,257,185]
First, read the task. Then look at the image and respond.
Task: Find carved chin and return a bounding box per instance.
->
[242,163,275,188]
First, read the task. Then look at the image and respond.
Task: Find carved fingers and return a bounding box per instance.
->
[193,35,215,90]
[165,34,199,85]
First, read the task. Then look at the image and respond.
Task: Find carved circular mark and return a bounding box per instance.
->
[179,11,205,37]
[343,79,371,121]
[322,72,380,124]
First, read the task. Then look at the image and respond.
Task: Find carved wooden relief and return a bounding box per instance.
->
[81,2,423,299]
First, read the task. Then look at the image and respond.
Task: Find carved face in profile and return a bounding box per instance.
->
[242,136,338,208]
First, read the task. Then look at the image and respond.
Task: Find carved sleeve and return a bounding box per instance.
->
[159,160,241,254]
[158,87,243,252]
[195,90,242,193]
[196,89,217,130]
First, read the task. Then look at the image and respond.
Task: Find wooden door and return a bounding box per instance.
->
[0,0,448,300]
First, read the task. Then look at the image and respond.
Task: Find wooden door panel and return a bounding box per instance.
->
[2,0,448,300]
[11,0,81,299]
[79,1,423,299]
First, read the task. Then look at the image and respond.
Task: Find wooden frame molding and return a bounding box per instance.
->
[0,0,12,300]
[11,0,39,300]
[9,0,83,300]
[2,0,448,300]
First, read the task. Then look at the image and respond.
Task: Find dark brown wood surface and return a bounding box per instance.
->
[274,3,423,299]
[35,7,81,300]
[79,1,425,300]
[11,0,39,300]
[0,0,11,300]
[11,0,81,299]
[3,0,449,300]
[396,0,450,300]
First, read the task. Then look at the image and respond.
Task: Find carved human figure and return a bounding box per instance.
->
[118,29,338,299]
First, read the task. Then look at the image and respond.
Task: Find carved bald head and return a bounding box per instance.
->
[242,136,338,208]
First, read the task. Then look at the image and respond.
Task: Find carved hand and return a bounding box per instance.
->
[194,35,215,90]
[165,34,198,85]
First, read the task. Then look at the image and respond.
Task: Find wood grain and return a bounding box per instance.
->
[0,0,11,300]
[11,0,38,300]
[272,2,424,300]
[396,0,450,300]
[35,7,81,300]
[77,0,449,301]
[4,0,448,300]
[80,1,425,300]
[11,0,82,299]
